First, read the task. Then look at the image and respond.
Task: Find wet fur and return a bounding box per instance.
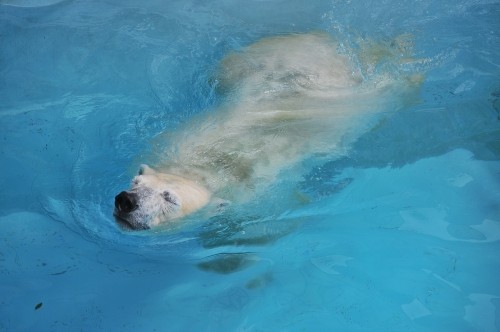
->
[116,32,421,229]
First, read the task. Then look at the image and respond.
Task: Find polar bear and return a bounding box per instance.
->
[114,32,421,230]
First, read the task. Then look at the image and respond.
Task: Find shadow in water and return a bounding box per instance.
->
[199,213,299,248]
[197,252,259,274]
[195,211,301,274]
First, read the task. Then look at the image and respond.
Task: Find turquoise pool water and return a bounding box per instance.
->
[1,0,499,331]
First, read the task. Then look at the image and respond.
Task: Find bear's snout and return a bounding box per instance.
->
[115,191,138,213]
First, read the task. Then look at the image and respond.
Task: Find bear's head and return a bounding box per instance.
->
[114,165,210,230]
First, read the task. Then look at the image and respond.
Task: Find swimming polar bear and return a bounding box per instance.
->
[114,32,421,230]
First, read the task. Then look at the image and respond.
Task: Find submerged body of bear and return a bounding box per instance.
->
[114,32,421,230]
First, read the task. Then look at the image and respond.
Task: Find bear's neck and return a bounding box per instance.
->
[161,163,251,203]
[161,165,218,192]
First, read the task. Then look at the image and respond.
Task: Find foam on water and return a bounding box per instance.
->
[0,0,499,331]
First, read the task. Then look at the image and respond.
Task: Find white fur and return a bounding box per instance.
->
[115,32,421,229]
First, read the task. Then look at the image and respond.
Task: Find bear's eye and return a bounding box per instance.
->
[162,191,179,205]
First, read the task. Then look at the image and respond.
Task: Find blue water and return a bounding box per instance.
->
[1,0,499,331]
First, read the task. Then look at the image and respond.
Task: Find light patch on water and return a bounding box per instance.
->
[422,269,462,292]
[453,80,476,95]
[399,207,454,241]
[464,293,500,332]
[399,208,500,243]
[447,172,474,187]
[469,219,500,242]
[401,299,432,320]
[310,255,354,275]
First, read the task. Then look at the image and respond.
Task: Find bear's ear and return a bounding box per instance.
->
[138,164,156,175]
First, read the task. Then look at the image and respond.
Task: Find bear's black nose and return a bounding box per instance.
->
[115,191,138,213]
